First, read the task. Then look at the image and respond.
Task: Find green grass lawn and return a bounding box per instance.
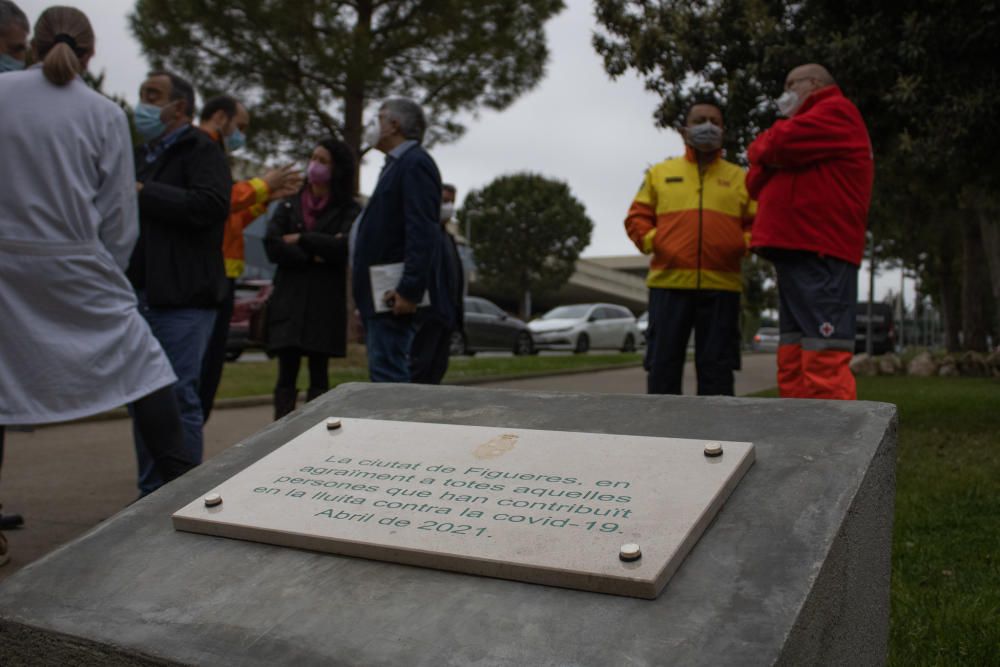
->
[216,346,643,399]
[873,376,1000,666]
[758,376,1000,664]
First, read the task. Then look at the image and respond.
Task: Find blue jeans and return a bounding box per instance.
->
[365,316,416,383]
[133,292,217,495]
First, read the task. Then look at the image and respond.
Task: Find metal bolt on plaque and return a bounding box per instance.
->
[326,418,342,431]
[619,543,642,562]
[203,493,223,508]
[704,442,723,458]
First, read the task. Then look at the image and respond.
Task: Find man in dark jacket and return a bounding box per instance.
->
[748,63,873,400]
[352,97,445,382]
[127,70,231,494]
[410,183,465,384]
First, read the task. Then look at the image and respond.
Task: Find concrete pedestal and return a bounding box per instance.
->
[0,384,896,666]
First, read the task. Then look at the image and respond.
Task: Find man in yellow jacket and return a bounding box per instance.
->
[625,100,755,395]
[196,95,302,421]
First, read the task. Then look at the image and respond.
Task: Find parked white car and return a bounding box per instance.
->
[637,311,649,344]
[528,303,640,354]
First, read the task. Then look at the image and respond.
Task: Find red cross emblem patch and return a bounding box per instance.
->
[819,322,835,338]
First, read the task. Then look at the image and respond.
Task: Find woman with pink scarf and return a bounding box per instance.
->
[263,139,361,419]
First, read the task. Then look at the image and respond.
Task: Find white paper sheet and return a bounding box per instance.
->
[370,262,430,313]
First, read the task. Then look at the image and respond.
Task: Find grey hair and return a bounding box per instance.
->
[380,97,427,143]
[0,0,29,32]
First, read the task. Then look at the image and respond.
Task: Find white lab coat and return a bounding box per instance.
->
[0,67,175,424]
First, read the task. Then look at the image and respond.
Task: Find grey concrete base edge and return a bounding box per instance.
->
[0,383,896,666]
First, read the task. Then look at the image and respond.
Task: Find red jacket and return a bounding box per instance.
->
[747,86,873,265]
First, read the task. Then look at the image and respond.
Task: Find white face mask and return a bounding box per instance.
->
[363,121,382,149]
[440,202,455,222]
[776,90,801,117]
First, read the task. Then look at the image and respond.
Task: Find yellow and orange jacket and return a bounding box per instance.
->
[199,126,271,278]
[625,148,755,293]
[225,178,270,278]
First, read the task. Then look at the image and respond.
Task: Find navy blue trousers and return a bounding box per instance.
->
[645,288,741,395]
[410,318,452,385]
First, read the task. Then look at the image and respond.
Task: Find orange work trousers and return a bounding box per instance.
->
[770,250,859,401]
[777,342,856,400]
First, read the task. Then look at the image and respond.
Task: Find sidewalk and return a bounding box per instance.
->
[0,354,776,582]
[481,351,776,395]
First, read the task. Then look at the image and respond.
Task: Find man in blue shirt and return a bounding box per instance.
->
[352,98,445,382]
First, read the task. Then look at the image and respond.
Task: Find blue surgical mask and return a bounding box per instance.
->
[134,102,167,142]
[226,127,246,152]
[0,54,25,73]
[686,122,723,152]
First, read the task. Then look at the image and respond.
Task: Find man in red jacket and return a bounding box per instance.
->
[747,64,874,400]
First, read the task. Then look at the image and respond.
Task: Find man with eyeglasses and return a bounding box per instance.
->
[747,63,874,400]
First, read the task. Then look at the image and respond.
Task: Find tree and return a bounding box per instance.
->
[593,0,811,157]
[130,0,564,162]
[83,70,141,144]
[463,173,593,318]
[741,254,777,342]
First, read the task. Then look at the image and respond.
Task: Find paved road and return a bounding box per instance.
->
[0,354,776,581]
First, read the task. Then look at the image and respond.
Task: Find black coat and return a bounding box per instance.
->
[433,230,465,331]
[264,192,361,357]
[129,126,231,308]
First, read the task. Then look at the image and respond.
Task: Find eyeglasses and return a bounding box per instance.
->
[784,77,816,90]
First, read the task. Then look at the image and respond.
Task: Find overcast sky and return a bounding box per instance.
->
[21,0,911,302]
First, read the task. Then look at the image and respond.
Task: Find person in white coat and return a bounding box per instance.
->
[0,7,198,560]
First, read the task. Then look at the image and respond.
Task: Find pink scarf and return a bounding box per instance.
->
[300,188,329,231]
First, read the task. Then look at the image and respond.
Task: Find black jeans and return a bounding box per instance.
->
[410,318,452,385]
[646,288,741,396]
[1,389,190,504]
[132,384,195,493]
[199,278,236,423]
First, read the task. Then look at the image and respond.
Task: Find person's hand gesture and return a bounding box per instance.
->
[263,164,304,200]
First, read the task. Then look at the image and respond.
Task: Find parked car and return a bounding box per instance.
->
[855,302,896,355]
[529,303,640,354]
[752,326,780,353]
[450,296,533,356]
[637,311,649,344]
[225,279,273,361]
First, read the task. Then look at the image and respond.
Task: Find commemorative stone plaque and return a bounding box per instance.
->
[173,417,754,598]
